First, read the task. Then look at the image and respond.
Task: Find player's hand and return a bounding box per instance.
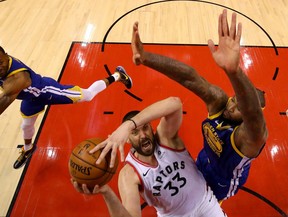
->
[208,9,242,74]
[131,22,145,65]
[71,179,92,194]
[71,179,83,193]
[89,122,131,167]
[71,179,109,195]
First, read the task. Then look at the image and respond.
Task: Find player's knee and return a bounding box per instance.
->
[21,122,35,139]
[80,89,94,102]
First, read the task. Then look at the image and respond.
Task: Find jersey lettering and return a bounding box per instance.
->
[203,122,224,157]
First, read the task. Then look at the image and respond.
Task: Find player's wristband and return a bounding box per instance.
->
[127,119,137,129]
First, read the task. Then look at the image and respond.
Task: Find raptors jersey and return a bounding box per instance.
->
[125,144,208,217]
[2,56,82,117]
[196,102,255,201]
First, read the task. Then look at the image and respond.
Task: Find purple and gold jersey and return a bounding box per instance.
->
[3,56,82,117]
[196,107,253,201]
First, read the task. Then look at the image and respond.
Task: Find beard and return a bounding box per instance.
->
[132,135,156,156]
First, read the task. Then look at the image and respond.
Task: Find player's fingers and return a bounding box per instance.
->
[235,23,242,43]
[132,22,138,42]
[119,145,125,162]
[82,184,91,194]
[133,21,138,31]
[89,140,106,154]
[109,144,118,168]
[218,12,222,38]
[221,9,229,36]
[207,39,216,53]
[92,185,100,194]
[71,179,82,193]
[230,12,237,39]
[96,152,105,165]
[96,142,112,164]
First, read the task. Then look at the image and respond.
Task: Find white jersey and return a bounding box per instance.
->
[125,144,227,217]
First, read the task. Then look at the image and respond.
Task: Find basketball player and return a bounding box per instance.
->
[0,46,132,169]
[74,97,227,217]
[93,9,268,202]
[127,9,268,202]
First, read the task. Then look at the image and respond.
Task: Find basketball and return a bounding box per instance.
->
[68,138,119,189]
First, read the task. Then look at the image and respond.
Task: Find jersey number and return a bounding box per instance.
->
[163,172,186,196]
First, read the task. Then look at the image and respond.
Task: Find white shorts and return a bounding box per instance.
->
[193,185,227,217]
[157,185,227,217]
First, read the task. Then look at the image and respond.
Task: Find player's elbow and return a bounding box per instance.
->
[167,96,183,110]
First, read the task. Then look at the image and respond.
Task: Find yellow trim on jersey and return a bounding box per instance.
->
[21,109,45,118]
[208,108,225,119]
[208,97,232,120]
[5,57,28,77]
[219,200,223,206]
[7,68,28,77]
[7,56,12,71]
[7,56,28,77]
[67,85,83,103]
[230,126,245,158]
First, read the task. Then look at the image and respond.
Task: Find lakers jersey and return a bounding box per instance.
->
[125,144,208,217]
[196,108,253,201]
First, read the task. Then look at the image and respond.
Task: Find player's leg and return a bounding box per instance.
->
[79,66,132,102]
[37,66,132,103]
[13,102,44,169]
[13,115,39,169]
[196,186,227,217]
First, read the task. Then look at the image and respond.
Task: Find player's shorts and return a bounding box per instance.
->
[172,185,227,217]
[194,185,227,217]
[196,149,231,201]
[20,77,82,117]
[196,148,250,201]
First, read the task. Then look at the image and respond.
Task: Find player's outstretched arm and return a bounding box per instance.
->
[131,22,228,115]
[90,97,183,167]
[71,180,133,217]
[209,9,268,156]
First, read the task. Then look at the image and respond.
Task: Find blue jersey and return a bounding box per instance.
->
[2,56,82,117]
[196,107,253,201]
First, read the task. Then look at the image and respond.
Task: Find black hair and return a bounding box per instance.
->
[122,110,140,123]
[256,88,266,108]
[0,46,5,54]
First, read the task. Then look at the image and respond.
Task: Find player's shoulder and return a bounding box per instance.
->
[119,163,140,185]
[120,163,136,176]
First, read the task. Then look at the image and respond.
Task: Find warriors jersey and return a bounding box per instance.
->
[196,103,255,201]
[126,144,210,217]
[2,56,82,117]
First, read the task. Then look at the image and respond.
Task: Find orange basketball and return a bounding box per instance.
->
[68,138,119,189]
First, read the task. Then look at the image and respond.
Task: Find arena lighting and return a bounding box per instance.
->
[270,145,279,159]
[77,52,85,68]
[84,24,95,42]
